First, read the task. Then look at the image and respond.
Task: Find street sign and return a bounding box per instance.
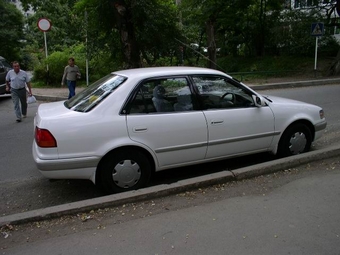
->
[311,22,324,72]
[37,18,51,32]
[37,18,51,73]
[311,22,324,37]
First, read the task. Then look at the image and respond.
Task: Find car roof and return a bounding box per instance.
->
[112,66,230,79]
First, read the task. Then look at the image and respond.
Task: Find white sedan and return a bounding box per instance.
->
[32,67,327,193]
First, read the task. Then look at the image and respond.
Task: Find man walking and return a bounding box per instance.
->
[61,57,80,99]
[5,61,33,122]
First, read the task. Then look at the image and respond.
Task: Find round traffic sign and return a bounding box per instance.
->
[37,18,51,32]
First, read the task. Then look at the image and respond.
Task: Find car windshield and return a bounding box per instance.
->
[64,74,127,112]
[1,59,11,68]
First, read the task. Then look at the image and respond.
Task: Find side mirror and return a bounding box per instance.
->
[252,95,266,107]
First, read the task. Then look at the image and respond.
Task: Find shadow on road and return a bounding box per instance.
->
[0,152,277,216]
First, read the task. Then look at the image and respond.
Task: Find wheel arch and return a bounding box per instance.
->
[95,145,156,186]
[275,119,315,157]
[281,119,315,142]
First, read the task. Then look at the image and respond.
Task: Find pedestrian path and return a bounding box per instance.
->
[31,76,340,102]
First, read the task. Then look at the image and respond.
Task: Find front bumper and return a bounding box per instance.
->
[314,119,327,141]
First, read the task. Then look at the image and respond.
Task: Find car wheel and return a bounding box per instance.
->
[277,123,312,157]
[99,149,151,194]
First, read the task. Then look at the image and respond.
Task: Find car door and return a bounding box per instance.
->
[0,61,6,93]
[125,77,208,168]
[0,58,11,94]
[191,75,275,159]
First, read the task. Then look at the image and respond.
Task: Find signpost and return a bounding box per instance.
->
[311,22,324,74]
[37,18,51,72]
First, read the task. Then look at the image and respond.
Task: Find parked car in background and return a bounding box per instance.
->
[32,67,327,194]
[0,56,11,95]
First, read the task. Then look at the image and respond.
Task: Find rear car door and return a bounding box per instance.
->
[125,76,208,168]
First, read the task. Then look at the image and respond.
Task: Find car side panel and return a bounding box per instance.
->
[127,111,208,168]
[204,106,275,158]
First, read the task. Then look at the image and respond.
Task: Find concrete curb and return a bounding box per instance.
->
[34,95,67,101]
[251,78,340,91]
[1,144,340,227]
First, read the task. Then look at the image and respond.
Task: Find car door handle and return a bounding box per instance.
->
[133,127,148,132]
[211,120,224,125]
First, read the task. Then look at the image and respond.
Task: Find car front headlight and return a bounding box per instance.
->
[319,109,325,119]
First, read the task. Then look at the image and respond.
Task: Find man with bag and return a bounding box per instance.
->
[5,61,33,123]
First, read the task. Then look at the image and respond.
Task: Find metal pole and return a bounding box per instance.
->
[314,36,318,77]
[85,10,89,86]
[44,31,49,71]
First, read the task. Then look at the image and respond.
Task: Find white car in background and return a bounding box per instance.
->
[32,67,327,193]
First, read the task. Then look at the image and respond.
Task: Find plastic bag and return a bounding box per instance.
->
[27,95,37,104]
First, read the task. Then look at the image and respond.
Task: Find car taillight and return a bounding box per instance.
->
[35,127,57,148]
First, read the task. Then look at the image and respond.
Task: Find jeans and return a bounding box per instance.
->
[11,88,27,119]
[67,80,76,99]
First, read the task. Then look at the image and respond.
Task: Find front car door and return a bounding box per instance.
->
[190,75,275,159]
[0,58,11,94]
[125,76,208,169]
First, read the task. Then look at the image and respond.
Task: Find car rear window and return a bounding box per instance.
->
[64,74,127,112]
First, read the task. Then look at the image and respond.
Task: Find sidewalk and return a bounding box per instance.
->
[32,76,340,102]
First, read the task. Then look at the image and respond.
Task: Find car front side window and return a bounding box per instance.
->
[191,75,255,110]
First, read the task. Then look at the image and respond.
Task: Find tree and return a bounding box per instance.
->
[286,0,340,75]
[22,0,83,52]
[0,0,24,61]
[75,0,182,68]
[180,0,258,67]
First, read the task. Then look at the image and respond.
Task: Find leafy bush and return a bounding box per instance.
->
[33,44,88,86]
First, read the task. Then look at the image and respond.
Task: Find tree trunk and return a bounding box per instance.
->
[110,1,140,68]
[206,19,217,69]
[256,0,266,57]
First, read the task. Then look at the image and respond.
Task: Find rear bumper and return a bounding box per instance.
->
[39,168,97,184]
[32,143,99,183]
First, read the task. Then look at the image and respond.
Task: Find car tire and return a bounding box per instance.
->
[99,149,151,194]
[277,123,312,157]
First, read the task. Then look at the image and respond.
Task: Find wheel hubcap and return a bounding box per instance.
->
[289,132,307,155]
[112,160,141,189]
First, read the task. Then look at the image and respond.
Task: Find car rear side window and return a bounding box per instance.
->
[65,74,127,112]
[128,77,195,114]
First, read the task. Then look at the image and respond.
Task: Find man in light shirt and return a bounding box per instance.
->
[5,61,33,122]
[61,57,81,99]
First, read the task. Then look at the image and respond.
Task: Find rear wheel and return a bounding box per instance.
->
[99,149,151,194]
[277,123,312,157]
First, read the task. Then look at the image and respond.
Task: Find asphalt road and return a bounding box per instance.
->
[1,156,339,254]
[0,84,339,217]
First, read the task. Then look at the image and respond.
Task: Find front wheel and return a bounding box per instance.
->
[99,149,151,194]
[277,123,312,157]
